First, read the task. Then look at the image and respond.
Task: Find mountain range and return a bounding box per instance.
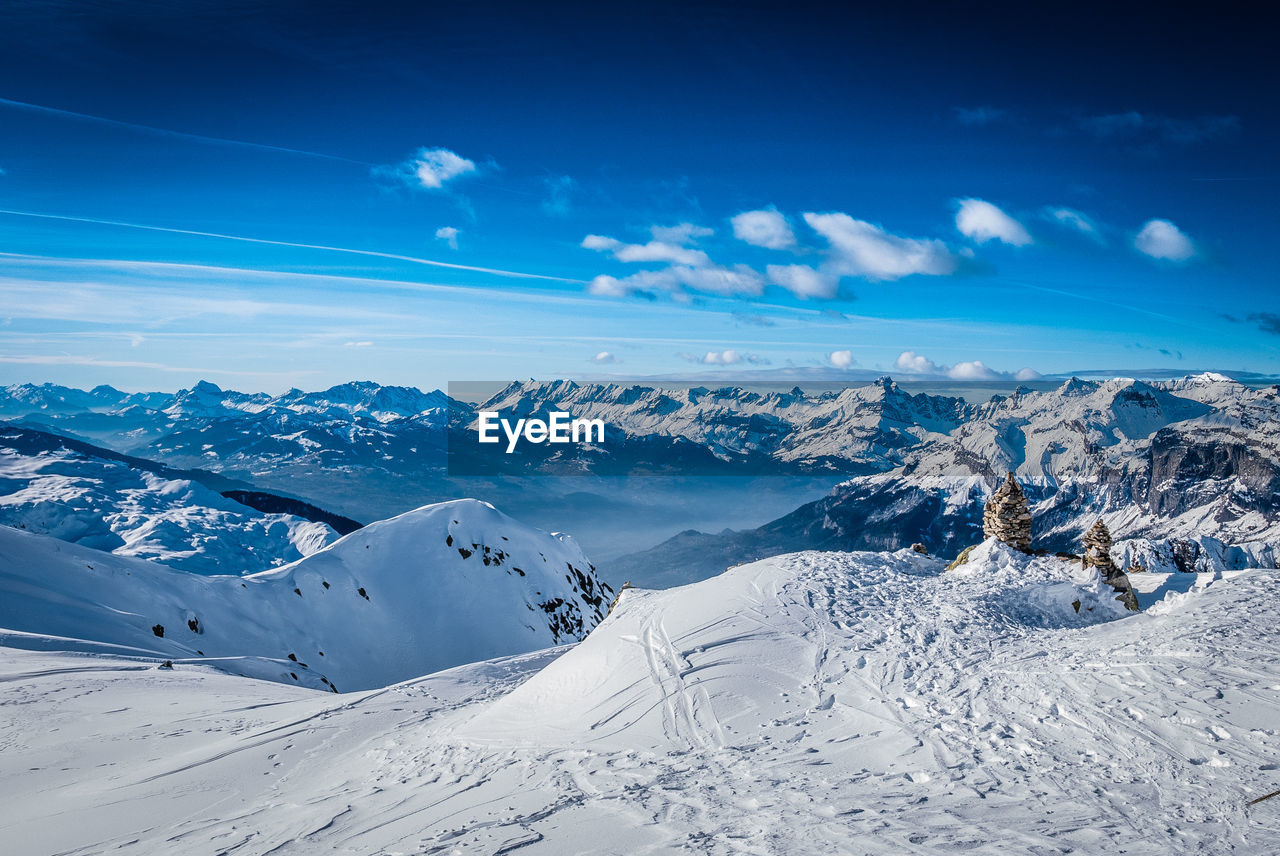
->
[4,372,1279,588]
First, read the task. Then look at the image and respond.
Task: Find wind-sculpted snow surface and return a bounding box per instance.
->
[1,544,1277,854]
[0,499,610,691]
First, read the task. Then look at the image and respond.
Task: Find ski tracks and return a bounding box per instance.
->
[639,617,726,751]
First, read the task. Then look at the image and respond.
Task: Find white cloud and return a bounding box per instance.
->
[803,213,957,281]
[581,234,620,252]
[895,350,1040,381]
[947,360,1000,381]
[705,349,740,365]
[344,340,374,347]
[391,147,477,190]
[767,264,837,299]
[591,351,618,364]
[581,234,711,267]
[895,350,944,375]
[731,209,796,250]
[679,349,768,366]
[676,264,765,297]
[1134,219,1196,261]
[651,222,713,244]
[955,198,1032,246]
[1049,208,1097,235]
[434,226,459,249]
[128,332,145,347]
[1047,207,1104,244]
[829,349,856,370]
[591,265,763,298]
[587,275,632,298]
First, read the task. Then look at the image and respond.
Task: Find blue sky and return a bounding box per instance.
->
[1,1,1277,392]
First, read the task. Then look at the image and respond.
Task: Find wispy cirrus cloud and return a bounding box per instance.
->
[952,106,1009,126]
[542,174,577,216]
[0,352,318,380]
[1046,207,1103,241]
[0,96,369,164]
[1078,111,1239,145]
[0,209,579,282]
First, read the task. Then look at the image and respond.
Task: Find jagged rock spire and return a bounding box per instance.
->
[983,473,1032,552]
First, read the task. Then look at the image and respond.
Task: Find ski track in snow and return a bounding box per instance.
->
[2,547,1280,854]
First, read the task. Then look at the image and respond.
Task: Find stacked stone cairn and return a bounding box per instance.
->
[1081,519,1140,612]
[983,473,1033,553]
[1082,519,1118,575]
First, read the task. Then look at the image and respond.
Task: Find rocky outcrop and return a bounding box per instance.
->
[983,474,1032,552]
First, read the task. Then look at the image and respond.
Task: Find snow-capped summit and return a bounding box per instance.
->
[0,498,611,691]
[274,381,453,422]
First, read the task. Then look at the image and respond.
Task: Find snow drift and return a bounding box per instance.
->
[1,542,1276,854]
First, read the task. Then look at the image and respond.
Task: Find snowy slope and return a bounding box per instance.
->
[0,425,338,573]
[1,544,1277,854]
[0,499,611,691]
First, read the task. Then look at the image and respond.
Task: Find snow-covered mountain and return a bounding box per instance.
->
[3,379,456,473]
[0,424,342,573]
[459,377,970,474]
[0,498,610,692]
[609,373,1280,586]
[0,379,462,524]
[2,544,1275,854]
[7,373,1279,585]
